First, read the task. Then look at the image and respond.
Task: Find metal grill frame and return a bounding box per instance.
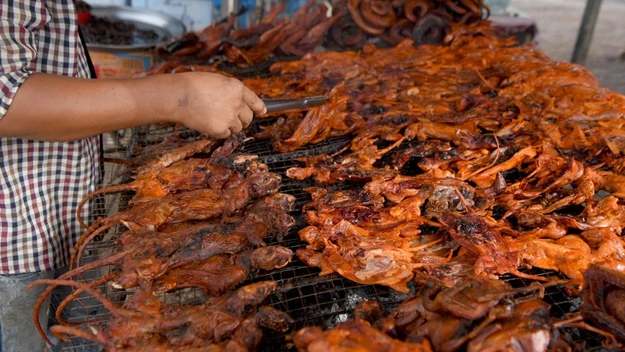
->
[57,124,611,352]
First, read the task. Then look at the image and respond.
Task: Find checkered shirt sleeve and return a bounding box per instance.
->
[0,0,101,274]
[0,1,42,118]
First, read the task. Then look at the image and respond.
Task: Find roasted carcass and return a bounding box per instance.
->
[582,265,625,343]
[266,22,625,292]
[71,161,283,269]
[296,277,611,352]
[32,132,296,349]
[294,319,433,352]
[31,280,292,352]
[31,191,295,344]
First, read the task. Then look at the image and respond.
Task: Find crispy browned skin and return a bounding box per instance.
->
[35,126,297,349]
[295,186,450,292]
[107,193,295,289]
[152,246,293,295]
[30,193,295,346]
[281,20,625,351]
[268,22,625,298]
[77,134,258,230]
[77,158,237,227]
[298,179,625,289]
[582,265,625,343]
[355,278,579,352]
[72,161,282,268]
[33,280,290,351]
[39,9,625,351]
[294,319,433,352]
[235,21,623,157]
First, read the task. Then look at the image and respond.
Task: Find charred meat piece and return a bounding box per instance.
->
[294,319,433,352]
[152,246,293,295]
[582,265,625,342]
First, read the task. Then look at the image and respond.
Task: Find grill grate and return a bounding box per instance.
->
[57,129,612,352]
[121,119,352,164]
[242,135,351,164]
[500,270,607,352]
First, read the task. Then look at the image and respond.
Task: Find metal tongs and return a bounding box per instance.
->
[162,6,248,54]
[262,96,328,114]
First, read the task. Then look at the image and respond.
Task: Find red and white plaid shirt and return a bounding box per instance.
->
[0,1,101,274]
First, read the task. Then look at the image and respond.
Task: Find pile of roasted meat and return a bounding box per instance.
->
[32,14,625,352]
[252,21,624,349]
[28,136,298,351]
[258,22,625,292]
[295,272,622,351]
[153,0,488,68]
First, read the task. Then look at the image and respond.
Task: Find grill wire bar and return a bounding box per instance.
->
[58,117,609,351]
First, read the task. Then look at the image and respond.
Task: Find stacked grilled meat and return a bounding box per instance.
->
[249,22,624,349]
[296,267,625,351]
[295,277,590,352]
[32,15,625,352]
[262,22,625,290]
[152,0,489,68]
[28,135,297,351]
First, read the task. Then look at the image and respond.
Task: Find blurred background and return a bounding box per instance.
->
[84,0,625,93]
[511,0,625,94]
[83,0,315,31]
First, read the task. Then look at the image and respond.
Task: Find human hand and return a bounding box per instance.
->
[173,72,266,139]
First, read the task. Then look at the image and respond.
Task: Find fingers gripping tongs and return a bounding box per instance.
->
[262,96,328,114]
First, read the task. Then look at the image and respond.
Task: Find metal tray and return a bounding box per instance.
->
[87,6,186,51]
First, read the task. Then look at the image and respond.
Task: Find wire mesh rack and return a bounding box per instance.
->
[499,269,607,352]
[56,126,613,352]
[242,135,351,165]
[53,135,132,351]
[125,119,352,164]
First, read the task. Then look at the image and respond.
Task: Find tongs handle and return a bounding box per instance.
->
[162,6,248,54]
[263,96,328,113]
[163,36,196,54]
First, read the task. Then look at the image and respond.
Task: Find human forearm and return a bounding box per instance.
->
[0,72,265,142]
[0,73,181,141]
